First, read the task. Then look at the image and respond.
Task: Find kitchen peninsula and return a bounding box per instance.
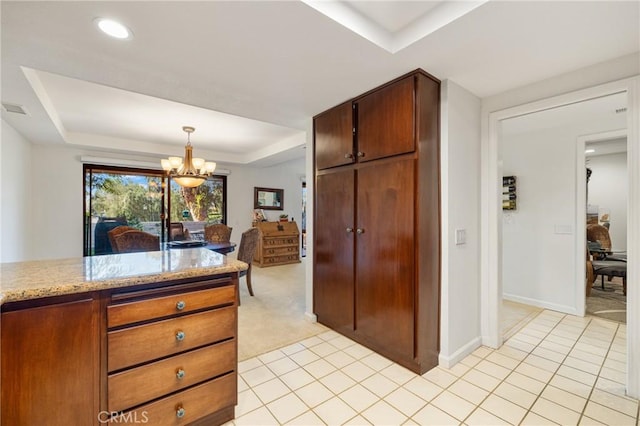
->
[1,249,247,426]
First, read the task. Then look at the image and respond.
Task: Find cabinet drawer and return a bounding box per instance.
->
[264,237,298,246]
[110,373,236,426]
[108,306,235,372]
[264,246,298,256]
[108,285,234,328]
[108,339,236,412]
[263,254,300,265]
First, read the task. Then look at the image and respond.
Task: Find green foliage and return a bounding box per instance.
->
[88,172,225,225]
[171,178,224,222]
[90,173,163,222]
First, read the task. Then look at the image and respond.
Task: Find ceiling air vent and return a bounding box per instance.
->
[2,103,28,115]
[615,107,627,114]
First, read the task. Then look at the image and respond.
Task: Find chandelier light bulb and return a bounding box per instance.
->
[161,126,216,188]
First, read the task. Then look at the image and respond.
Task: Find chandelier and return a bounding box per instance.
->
[161,126,216,188]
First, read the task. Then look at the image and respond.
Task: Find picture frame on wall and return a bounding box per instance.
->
[254,187,284,210]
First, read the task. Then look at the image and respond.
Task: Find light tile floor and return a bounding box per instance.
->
[502,300,543,341]
[229,310,639,425]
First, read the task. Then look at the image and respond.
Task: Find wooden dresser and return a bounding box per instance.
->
[253,221,301,267]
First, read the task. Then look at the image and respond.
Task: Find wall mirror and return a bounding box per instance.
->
[254,187,284,210]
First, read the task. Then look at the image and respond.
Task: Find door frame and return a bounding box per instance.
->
[576,129,628,317]
[481,76,640,397]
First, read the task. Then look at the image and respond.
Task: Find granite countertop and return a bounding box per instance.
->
[0,248,248,304]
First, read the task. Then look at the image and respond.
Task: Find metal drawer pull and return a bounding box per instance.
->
[176,407,186,418]
[356,151,365,157]
[175,331,186,341]
[344,153,354,159]
[346,227,353,233]
[176,300,186,311]
[176,368,185,380]
[356,228,365,234]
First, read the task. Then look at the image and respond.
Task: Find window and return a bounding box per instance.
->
[83,164,227,255]
[167,176,227,241]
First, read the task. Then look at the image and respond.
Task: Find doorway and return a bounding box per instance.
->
[498,93,626,323]
[482,77,639,397]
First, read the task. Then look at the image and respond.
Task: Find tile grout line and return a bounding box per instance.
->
[577,320,631,424]
[462,311,602,425]
[242,335,404,425]
[520,313,604,425]
[464,311,573,425]
[236,315,635,426]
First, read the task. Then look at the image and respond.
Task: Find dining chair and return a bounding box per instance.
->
[204,224,233,243]
[107,225,137,253]
[586,245,594,297]
[591,260,627,296]
[236,228,260,301]
[111,230,160,253]
[169,222,191,241]
[587,224,612,260]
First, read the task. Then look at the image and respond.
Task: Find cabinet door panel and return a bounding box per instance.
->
[2,299,98,426]
[314,102,354,170]
[314,170,355,332]
[357,76,415,162]
[356,159,415,356]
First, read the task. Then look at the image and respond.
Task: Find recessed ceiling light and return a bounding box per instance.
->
[585,149,595,153]
[94,18,132,40]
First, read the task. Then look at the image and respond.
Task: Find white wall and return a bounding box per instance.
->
[226,157,306,237]
[501,126,579,312]
[483,53,640,114]
[1,119,33,263]
[587,152,627,250]
[439,80,482,366]
[19,144,306,261]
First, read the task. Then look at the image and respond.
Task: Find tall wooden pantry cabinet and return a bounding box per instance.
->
[313,69,440,374]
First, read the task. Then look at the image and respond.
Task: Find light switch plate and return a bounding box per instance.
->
[455,229,466,245]
[554,225,573,235]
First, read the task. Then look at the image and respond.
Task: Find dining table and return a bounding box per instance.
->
[165,240,237,255]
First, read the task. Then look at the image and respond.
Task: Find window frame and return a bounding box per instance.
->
[83,164,228,256]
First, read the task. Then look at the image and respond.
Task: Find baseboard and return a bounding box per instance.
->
[304,311,317,323]
[438,336,482,369]
[503,293,578,316]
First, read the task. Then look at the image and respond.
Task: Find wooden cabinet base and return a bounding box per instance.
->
[1,297,99,426]
[1,274,239,426]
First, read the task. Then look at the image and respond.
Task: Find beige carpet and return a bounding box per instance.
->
[587,276,626,324]
[232,258,328,361]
